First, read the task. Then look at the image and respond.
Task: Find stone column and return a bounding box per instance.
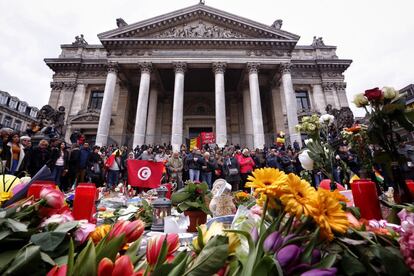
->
[311,84,327,113]
[270,81,285,133]
[322,82,340,109]
[133,62,152,148]
[49,82,64,109]
[96,63,118,147]
[280,63,302,146]
[247,63,265,149]
[171,62,187,152]
[242,84,253,149]
[213,62,227,148]
[335,82,349,107]
[146,82,159,145]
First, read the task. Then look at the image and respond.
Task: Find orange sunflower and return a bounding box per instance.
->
[280,173,318,218]
[245,168,288,198]
[310,188,350,240]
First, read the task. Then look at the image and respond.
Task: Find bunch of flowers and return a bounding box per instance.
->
[341,124,372,173]
[398,207,414,270]
[233,191,255,207]
[295,114,321,136]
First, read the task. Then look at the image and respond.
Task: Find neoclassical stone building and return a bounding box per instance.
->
[45,3,351,150]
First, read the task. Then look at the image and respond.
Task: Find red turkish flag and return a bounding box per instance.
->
[127,160,164,188]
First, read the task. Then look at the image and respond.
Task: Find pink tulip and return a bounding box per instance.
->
[108,220,145,244]
[40,187,65,209]
[74,220,96,244]
[47,264,67,276]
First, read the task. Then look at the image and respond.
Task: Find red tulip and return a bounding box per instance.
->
[364,87,383,101]
[47,264,67,276]
[40,187,65,209]
[123,220,145,243]
[112,255,134,276]
[108,220,145,244]
[97,258,114,276]
[146,234,180,266]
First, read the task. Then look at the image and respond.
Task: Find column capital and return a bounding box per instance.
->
[212,62,226,74]
[107,62,119,73]
[334,82,346,91]
[138,62,153,73]
[322,82,335,91]
[279,63,292,74]
[247,62,260,74]
[173,62,187,74]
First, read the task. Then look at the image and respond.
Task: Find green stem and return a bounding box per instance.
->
[294,216,312,235]
[259,195,270,233]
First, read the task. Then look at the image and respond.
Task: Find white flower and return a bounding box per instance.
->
[114,187,120,192]
[304,138,313,145]
[382,86,398,100]
[298,150,314,170]
[319,114,335,125]
[353,93,369,107]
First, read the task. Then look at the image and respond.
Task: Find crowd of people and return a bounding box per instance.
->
[1,127,413,193]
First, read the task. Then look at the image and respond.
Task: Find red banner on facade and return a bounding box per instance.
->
[126,160,164,188]
[200,132,215,144]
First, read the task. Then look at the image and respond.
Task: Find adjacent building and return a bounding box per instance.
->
[0,90,39,132]
[45,3,352,150]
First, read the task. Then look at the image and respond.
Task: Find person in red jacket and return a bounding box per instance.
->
[238,148,255,191]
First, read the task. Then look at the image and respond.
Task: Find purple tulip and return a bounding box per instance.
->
[263,231,283,253]
[302,268,337,276]
[286,263,311,275]
[283,234,297,245]
[311,249,321,264]
[276,244,301,268]
[251,227,259,243]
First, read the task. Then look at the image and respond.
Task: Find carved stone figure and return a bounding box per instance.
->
[72,34,88,46]
[36,105,66,138]
[311,36,325,47]
[271,19,283,29]
[116,18,128,28]
[153,22,246,39]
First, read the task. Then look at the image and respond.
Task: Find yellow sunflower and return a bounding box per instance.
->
[310,189,350,240]
[246,168,288,198]
[280,173,318,218]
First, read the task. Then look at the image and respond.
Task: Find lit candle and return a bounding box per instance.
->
[73,183,97,223]
[351,180,382,220]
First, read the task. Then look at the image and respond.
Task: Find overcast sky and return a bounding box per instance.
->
[0,0,413,116]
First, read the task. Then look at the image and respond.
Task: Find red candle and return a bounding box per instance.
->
[73,183,97,223]
[406,180,414,198]
[28,183,56,199]
[351,180,382,220]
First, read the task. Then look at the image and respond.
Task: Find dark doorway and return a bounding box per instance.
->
[188,127,213,138]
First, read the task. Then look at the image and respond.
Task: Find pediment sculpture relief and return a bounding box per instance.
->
[151,21,247,39]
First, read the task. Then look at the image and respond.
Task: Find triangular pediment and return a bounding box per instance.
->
[98,4,299,41]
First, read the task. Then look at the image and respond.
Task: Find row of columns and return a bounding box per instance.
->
[95,62,302,150]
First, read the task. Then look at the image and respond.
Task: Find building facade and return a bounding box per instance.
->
[45,3,351,150]
[0,90,39,132]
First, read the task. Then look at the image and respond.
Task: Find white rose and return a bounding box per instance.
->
[382,86,398,100]
[319,114,335,125]
[304,138,313,145]
[353,93,369,108]
[298,150,314,170]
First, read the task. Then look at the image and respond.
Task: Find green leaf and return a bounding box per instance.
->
[314,254,336,268]
[171,191,191,204]
[154,235,170,268]
[3,245,43,275]
[301,228,319,263]
[30,232,67,252]
[72,240,96,276]
[125,238,142,265]
[4,218,28,232]
[184,235,228,276]
[67,238,75,276]
[253,255,276,276]
[0,230,11,240]
[95,234,125,264]
[40,252,56,266]
[339,251,366,276]
[54,221,79,233]
[168,253,190,276]
[371,245,409,276]
[0,249,19,273]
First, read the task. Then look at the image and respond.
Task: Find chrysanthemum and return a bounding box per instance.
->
[246,168,288,198]
[310,188,350,240]
[280,173,318,218]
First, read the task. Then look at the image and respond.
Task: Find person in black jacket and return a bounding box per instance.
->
[187,149,202,182]
[266,149,282,170]
[222,150,241,191]
[28,139,52,177]
[67,144,81,188]
[50,141,69,190]
[200,151,217,189]
[87,146,104,187]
